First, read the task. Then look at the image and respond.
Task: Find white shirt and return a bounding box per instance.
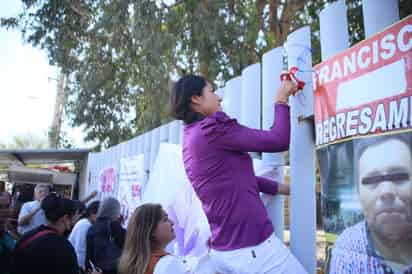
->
[68,218,92,269]
[154,255,191,274]
[18,200,47,235]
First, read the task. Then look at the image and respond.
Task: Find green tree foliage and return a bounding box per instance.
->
[2,0,410,148]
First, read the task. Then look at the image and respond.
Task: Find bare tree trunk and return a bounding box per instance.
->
[269,0,306,47]
[49,72,66,148]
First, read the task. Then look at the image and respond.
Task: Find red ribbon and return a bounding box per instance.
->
[280,66,305,92]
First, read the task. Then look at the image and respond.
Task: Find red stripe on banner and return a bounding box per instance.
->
[314,15,412,146]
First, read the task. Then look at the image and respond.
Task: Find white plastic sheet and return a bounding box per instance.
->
[143,143,282,270]
[143,143,211,268]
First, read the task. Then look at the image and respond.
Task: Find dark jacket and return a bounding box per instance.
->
[86,217,125,274]
[11,225,78,274]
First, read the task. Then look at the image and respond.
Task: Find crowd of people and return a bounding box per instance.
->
[0,76,302,274]
[0,183,184,274]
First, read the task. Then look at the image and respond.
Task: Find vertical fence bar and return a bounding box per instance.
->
[241,63,261,129]
[150,127,160,169]
[143,131,152,192]
[319,0,350,60]
[362,0,399,38]
[224,77,242,121]
[286,26,316,274]
[262,47,285,241]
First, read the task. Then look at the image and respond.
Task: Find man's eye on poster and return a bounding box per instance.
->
[314,16,412,274]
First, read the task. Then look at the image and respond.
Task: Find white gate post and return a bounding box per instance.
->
[143,131,152,191]
[286,26,316,274]
[262,47,285,241]
[215,88,227,116]
[224,77,242,121]
[319,0,350,60]
[362,0,399,38]
[150,127,160,169]
[241,63,261,128]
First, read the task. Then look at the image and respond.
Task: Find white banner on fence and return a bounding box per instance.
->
[143,143,210,264]
[117,154,145,226]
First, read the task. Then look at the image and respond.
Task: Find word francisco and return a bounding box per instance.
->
[314,16,411,146]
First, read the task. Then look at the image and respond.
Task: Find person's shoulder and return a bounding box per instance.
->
[21,200,36,209]
[109,219,124,230]
[154,255,189,274]
[75,218,91,229]
[25,200,41,210]
[17,225,44,243]
[196,111,237,138]
[45,232,74,252]
[86,221,99,236]
[18,226,66,250]
[333,221,367,252]
[69,219,91,238]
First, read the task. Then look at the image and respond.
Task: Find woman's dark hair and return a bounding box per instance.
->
[169,75,207,124]
[41,193,76,223]
[73,200,86,215]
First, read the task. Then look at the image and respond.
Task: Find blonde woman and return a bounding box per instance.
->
[118,203,189,274]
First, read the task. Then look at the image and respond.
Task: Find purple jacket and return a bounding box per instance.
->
[183,103,290,251]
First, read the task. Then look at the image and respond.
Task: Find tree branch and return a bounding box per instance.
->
[257,0,266,31]
[69,3,89,20]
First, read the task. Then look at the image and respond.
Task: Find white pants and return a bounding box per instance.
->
[195,233,307,274]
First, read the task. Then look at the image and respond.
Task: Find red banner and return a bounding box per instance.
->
[314,15,412,146]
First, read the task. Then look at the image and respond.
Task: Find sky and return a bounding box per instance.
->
[0,2,87,148]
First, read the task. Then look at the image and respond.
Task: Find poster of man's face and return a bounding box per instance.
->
[357,136,412,245]
[319,132,412,273]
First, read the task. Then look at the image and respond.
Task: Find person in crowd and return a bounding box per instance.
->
[11,193,101,274]
[0,181,15,274]
[86,197,125,274]
[0,181,11,209]
[0,225,15,274]
[71,191,99,225]
[17,183,49,235]
[69,200,100,271]
[0,181,11,234]
[118,203,190,274]
[330,134,412,274]
[169,75,306,273]
[5,185,21,240]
